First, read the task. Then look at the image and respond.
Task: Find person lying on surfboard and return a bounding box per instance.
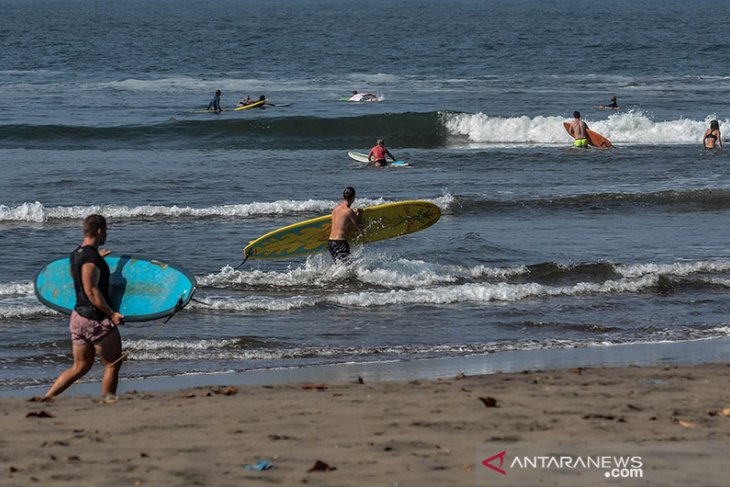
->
[236,95,252,107]
[567,111,589,148]
[596,96,620,110]
[328,187,363,263]
[368,138,396,167]
[348,91,379,102]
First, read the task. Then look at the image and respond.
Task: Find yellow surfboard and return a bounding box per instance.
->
[234,100,265,111]
[243,200,441,260]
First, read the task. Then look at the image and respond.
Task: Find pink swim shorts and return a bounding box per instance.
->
[69,311,115,346]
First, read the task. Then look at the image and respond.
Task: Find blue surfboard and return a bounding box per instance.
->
[34,255,196,322]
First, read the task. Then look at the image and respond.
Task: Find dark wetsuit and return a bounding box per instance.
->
[70,245,110,321]
[328,239,350,262]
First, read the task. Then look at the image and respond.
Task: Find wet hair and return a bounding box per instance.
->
[83,214,107,237]
[376,138,384,145]
[610,96,617,102]
[573,111,581,119]
[710,120,720,131]
[215,90,221,96]
[343,187,356,201]
[259,95,265,101]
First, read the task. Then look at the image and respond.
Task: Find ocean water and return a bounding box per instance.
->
[2,0,730,392]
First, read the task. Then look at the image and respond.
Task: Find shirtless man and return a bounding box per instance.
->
[328,187,363,262]
[568,111,589,148]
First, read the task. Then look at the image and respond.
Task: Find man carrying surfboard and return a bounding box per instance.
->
[567,111,589,148]
[368,139,396,168]
[44,214,125,401]
[328,187,363,262]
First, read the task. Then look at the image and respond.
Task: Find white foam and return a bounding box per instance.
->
[442,111,730,146]
[0,282,34,297]
[198,257,526,291]
[0,195,454,223]
[192,276,657,312]
[0,304,57,319]
[615,260,730,278]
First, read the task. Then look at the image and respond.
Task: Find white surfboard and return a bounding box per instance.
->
[348,151,410,167]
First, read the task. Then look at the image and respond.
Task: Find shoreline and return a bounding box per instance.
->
[4,337,730,398]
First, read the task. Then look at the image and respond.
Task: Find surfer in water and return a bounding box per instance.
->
[236,95,252,107]
[207,89,222,112]
[704,120,722,150]
[597,96,620,110]
[368,138,396,167]
[44,215,125,402]
[567,111,589,148]
[328,187,363,262]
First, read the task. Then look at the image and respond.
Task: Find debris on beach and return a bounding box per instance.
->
[208,386,238,396]
[708,408,730,417]
[479,396,498,408]
[302,384,328,390]
[25,410,54,418]
[244,459,274,471]
[307,460,336,472]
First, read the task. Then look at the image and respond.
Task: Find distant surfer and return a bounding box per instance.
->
[207,89,222,112]
[328,187,363,262]
[703,120,722,150]
[236,95,252,107]
[44,215,125,402]
[349,91,378,102]
[567,111,589,148]
[368,138,396,167]
[597,96,620,110]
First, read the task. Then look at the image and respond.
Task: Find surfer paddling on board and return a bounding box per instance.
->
[43,215,125,402]
[597,96,620,110]
[368,138,396,168]
[207,89,222,112]
[567,111,589,148]
[328,187,363,262]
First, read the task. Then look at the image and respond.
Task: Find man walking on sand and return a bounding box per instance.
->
[328,187,363,262]
[44,214,125,401]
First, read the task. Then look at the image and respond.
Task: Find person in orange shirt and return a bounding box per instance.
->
[368,138,396,167]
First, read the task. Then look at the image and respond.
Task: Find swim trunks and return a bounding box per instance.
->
[573,138,588,148]
[328,239,350,262]
[69,310,115,346]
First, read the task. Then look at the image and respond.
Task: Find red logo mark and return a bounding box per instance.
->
[482,450,507,475]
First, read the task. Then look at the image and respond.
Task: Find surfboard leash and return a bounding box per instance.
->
[110,290,193,367]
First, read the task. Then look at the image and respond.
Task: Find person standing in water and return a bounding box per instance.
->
[207,89,222,112]
[328,187,363,262]
[567,111,589,148]
[44,214,125,402]
[368,138,396,167]
[704,120,722,150]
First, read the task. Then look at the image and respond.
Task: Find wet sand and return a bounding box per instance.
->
[2,363,730,486]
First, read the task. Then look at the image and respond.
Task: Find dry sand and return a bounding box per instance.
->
[2,363,730,486]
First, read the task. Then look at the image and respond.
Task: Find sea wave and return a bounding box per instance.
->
[0,195,455,223]
[442,110,729,146]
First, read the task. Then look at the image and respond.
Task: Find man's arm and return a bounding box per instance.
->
[386,149,396,161]
[81,263,124,325]
[368,149,375,161]
[348,209,363,233]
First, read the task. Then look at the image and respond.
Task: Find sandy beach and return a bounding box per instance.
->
[3,362,730,486]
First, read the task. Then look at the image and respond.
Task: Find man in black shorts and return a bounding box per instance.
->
[328,187,363,262]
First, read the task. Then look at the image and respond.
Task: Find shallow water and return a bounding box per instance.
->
[2,0,730,391]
